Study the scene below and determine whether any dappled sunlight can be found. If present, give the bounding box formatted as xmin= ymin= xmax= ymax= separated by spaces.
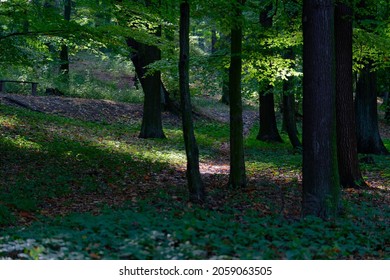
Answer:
xmin=1 ymin=134 xmax=43 ymax=151
xmin=199 ymin=163 xmax=229 ymax=175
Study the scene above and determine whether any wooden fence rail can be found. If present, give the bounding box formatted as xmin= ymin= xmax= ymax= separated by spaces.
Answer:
xmin=0 ymin=80 xmax=38 ymax=96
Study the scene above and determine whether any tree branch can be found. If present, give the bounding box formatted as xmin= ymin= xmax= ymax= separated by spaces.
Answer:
xmin=0 ymin=30 xmax=69 ymax=41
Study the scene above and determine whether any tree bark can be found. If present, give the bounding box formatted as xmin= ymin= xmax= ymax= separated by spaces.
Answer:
xmin=128 ymin=38 xmax=166 ymax=139
xmin=179 ymin=1 xmax=205 ymax=203
xmin=355 ymin=64 xmax=389 ymax=155
xmin=335 ymin=2 xmax=367 ymax=188
xmin=228 ymin=0 xmax=246 ymax=189
xmin=385 ymin=92 xmax=390 ymax=121
xmin=282 ymin=49 xmax=301 ymax=148
xmin=220 ymin=68 xmax=230 ymax=105
xmin=302 ymin=0 xmax=340 ymax=218
xmin=257 ymin=86 xmax=283 ymax=142
xmin=283 ymin=83 xmax=301 ymax=148
xmin=256 ymin=4 xmax=282 ymax=143
xmin=124 ymin=0 xmax=166 ymax=139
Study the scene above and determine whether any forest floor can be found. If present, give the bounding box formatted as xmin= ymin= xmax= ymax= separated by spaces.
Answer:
xmin=0 ymin=92 xmax=389 ymax=260
xmin=0 ymin=93 xmax=258 ymax=175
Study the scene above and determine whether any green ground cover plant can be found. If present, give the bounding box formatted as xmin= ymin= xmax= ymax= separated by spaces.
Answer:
xmin=0 ymin=100 xmax=389 ymax=260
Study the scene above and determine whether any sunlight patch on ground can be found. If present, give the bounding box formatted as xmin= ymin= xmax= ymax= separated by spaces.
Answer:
xmin=2 ymin=135 xmax=43 ymax=151
xmin=199 ymin=163 xmax=229 ymax=174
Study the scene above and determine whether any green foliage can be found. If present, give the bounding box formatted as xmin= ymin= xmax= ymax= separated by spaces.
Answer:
xmin=0 ymin=196 xmax=388 ymax=259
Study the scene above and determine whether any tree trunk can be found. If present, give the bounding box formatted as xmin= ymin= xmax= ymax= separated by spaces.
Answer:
xmin=257 ymin=86 xmax=283 ymax=142
xmin=228 ymin=0 xmax=246 ymax=189
xmin=335 ymin=2 xmax=367 ymax=188
xmin=282 ymin=85 xmax=301 ymax=148
xmin=179 ymin=1 xmax=205 ymax=203
xmin=385 ymin=92 xmax=390 ymax=121
xmin=211 ymin=28 xmax=217 ymax=54
xmin=216 ymin=33 xmax=230 ymax=105
xmin=282 ymin=49 xmax=301 ymax=148
xmin=220 ymin=68 xmax=230 ymax=105
xmin=59 ymin=0 xmax=71 ymax=92
xmin=256 ymin=3 xmax=282 ymax=143
xmin=302 ymin=0 xmax=340 ymax=218
xmin=355 ymin=64 xmax=389 ymax=155
xmin=128 ymin=38 xmax=166 ymax=139
xmin=125 ymin=0 xmax=166 ymax=139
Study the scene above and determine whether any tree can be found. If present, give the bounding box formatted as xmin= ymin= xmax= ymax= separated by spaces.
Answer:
xmin=282 ymin=72 xmax=301 ymax=149
xmin=352 ymin=0 xmax=389 ymax=155
xmin=219 ymin=34 xmax=230 ymax=106
xmin=125 ymin=0 xmax=166 ymax=139
xmin=127 ymin=37 xmax=166 ymax=139
xmin=228 ymin=0 xmax=246 ymax=189
xmin=302 ymin=0 xmax=340 ymax=218
xmin=355 ymin=63 xmax=389 ymax=155
xmin=179 ymin=0 xmax=205 ymax=203
xmin=334 ymin=1 xmax=367 ymax=188
xmin=257 ymin=84 xmax=283 ymax=142
xmin=256 ymin=3 xmax=283 ymax=143
xmin=59 ymin=0 xmax=71 ymax=92
xmin=386 ymin=94 xmax=390 ymax=121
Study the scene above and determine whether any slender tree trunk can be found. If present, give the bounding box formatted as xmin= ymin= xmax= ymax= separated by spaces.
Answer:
xmin=282 ymin=49 xmax=301 ymax=148
xmin=179 ymin=0 xmax=205 ymax=203
xmin=355 ymin=64 xmax=389 ymax=155
xmin=221 ymin=68 xmax=230 ymax=105
xmin=228 ymin=0 xmax=246 ymax=189
xmin=302 ymin=0 xmax=340 ymax=218
xmin=217 ymin=33 xmax=230 ymax=105
xmin=283 ymin=83 xmax=301 ymax=148
xmin=59 ymin=0 xmax=71 ymax=92
xmin=257 ymin=4 xmax=282 ymax=143
xmin=385 ymin=92 xmax=390 ymax=121
xmin=335 ymin=2 xmax=367 ymax=188
xmin=211 ymin=28 xmax=217 ymax=54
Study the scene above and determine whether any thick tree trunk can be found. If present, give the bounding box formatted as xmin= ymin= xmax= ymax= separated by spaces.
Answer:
xmin=257 ymin=86 xmax=283 ymax=142
xmin=302 ymin=0 xmax=340 ymax=218
xmin=335 ymin=2 xmax=367 ymax=188
xmin=179 ymin=1 xmax=205 ymax=203
xmin=228 ymin=0 xmax=246 ymax=189
xmin=127 ymin=38 xmax=166 ymax=139
xmin=355 ymin=64 xmax=389 ymax=155
xmin=125 ymin=0 xmax=166 ymax=139
xmin=256 ymin=3 xmax=282 ymax=143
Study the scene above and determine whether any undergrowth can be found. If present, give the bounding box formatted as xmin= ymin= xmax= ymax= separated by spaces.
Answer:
xmin=0 ymin=103 xmax=389 ymax=260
